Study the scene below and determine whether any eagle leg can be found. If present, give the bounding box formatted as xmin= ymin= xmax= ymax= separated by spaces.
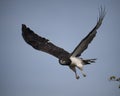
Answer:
xmin=79 ymin=68 xmax=86 ymax=77
xmin=69 ymin=66 xmax=80 ymax=79
xmin=75 ymin=64 xmax=86 ymax=77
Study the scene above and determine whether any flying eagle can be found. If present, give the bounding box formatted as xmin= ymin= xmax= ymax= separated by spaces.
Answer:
xmin=22 ymin=7 xmax=106 ymax=79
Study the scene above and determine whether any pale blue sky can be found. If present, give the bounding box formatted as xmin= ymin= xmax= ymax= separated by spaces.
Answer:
xmin=0 ymin=0 xmax=120 ymax=96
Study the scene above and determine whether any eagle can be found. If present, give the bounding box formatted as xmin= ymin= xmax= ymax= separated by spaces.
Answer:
xmin=22 ymin=7 xmax=106 ymax=79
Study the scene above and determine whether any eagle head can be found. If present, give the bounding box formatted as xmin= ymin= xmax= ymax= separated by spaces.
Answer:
xmin=59 ymin=58 xmax=71 ymax=66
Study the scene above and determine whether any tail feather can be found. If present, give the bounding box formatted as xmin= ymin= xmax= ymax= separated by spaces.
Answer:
xmin=83 ymin=58 xmax=97 ymax=65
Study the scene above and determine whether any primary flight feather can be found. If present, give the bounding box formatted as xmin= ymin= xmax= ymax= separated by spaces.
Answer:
xmin=22 ymin=7 xmax=106 ymax=79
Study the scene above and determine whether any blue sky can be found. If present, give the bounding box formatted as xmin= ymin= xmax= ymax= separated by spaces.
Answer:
xmin=0 ymin=0 xmax=120 ymax=96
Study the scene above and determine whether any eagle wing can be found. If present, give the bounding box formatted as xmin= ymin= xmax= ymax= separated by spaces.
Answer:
xmin=22 ymin=24 xmax=70 ymax=60
xmin=71 ymin=7 xmax=106 ymax=57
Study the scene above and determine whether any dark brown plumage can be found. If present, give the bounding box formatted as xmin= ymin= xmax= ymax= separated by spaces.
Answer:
xmin=22 ymin=24 xmax=70 ymax=62
xmin=22 ymin=7 xmax=106 ymax=79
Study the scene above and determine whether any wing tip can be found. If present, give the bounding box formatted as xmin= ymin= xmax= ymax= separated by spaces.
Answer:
xmin=22 ymin=24 xmax=26 ymax=28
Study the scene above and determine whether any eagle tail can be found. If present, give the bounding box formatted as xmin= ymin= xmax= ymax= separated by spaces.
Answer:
xmin=83 ymin=58 xmax=97 ymax=65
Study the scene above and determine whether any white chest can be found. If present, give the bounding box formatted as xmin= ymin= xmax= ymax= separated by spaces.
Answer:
xmin=70 ymin=56 xmax=84 ymax=69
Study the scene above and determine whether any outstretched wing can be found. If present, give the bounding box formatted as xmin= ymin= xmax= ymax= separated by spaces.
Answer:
xmin=22 ymin=24 xmax=70 ymax=60
xmin=71 ymin=7 xmax=106 ymax=57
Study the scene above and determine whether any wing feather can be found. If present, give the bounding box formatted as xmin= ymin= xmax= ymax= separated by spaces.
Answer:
xmin=22 ymin=24 xmax=70 ymax=59
xmin=71 ymin=7 xmax=106 ymax=57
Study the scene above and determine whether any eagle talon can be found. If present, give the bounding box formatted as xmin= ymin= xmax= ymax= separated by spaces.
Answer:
xmin=76 ymin=76 xmax=80 ymax=79
xmin=83 ymin=74 xmax=86 ymax=77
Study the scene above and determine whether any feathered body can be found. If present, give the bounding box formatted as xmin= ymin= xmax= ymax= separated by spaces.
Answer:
xmin=22 ymin=7 xmax=106 ymax=79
